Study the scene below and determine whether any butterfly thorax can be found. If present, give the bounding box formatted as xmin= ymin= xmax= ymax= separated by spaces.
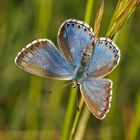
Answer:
xmin=74 ymin=44 xmax=94 ymax=83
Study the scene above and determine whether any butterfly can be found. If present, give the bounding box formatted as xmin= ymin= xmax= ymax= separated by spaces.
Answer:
xmin=15 ymin=19 xmax=120 ymax=119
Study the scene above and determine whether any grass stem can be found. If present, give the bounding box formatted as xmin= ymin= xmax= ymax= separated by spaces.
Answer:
xmin=68 ymin=0 xmax=94 ymax=139
xmin=69 ymin=97 xmax=84 ymax=140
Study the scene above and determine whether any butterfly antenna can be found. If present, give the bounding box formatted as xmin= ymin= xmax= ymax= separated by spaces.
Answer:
xmin=47 ymin=81 xmax=73 ymax=94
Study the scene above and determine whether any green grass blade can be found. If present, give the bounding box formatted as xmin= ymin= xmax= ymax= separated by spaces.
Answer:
xmin=61 ymin=88 xmax=77 ymax=140
xmin=24 ymin=0 xmax=53 ymax=139
xmin=72 ymin=1 xmax=104 ymax=139
xmin=100 ymin=16 xmax=133 ymax=140
xmin=25 ymin=76 xmax=43 ymax=129
xmin=74 ymin=106 xmax=90 ymax=140
xmin=84 ymin=0 xmax=94 ymax=24
xmin=69 ymin=98 xmax=84 ymax=140
xmin=127 ymin=90 xmax=140 ymax=140
xmin=67 ymin=1 xmax=94 ymax=140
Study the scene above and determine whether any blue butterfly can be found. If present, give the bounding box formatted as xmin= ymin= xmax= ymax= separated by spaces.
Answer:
xmin=15 ymin=19 xmax=120 ymax=119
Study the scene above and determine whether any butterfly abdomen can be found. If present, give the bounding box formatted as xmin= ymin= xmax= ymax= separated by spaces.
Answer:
xmin=81 ymin=44 xmax=94 ymax=66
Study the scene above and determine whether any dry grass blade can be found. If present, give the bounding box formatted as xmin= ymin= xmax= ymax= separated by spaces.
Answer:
xmin=107 ymin=0 xmax=140 ymax=39
xmin=94 ymin=0 xmax=104 ymax=38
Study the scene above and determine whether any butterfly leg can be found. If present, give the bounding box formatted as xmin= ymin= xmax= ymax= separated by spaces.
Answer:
xmin=72 ymin=81 xmax=81 ymax=111
xmin=76 ymin=91 xmax=81 ymax=111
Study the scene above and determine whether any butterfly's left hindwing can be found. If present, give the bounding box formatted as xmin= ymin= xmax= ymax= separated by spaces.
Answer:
xmin=15 ymin=39 xmax=73 ymax=80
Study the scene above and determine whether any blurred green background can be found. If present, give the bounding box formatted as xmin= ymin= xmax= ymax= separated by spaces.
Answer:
xmin=0 ymin=0 xmax=140 ymax=140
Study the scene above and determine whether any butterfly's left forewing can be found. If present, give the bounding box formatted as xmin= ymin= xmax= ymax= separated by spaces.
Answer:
xmin=80 ymin=38 xmax=120 ymax=119
xmin=15 ymin=39 xmax=73 ymax=80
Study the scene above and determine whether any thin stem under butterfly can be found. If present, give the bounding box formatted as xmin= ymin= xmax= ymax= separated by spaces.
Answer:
xmin=71 ymin=2 xmax=105 ymax=140
xmin=69 ymin=0 xmax=105 ymax=140
xmin=69 ymin=97 xmax=84 ymax=140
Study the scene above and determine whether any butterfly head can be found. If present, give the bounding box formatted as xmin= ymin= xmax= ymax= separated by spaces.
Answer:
xmin=73 ymin=81 xmax=79 ymax=88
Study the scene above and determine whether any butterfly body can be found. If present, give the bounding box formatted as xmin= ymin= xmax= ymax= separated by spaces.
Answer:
xmin=15 ymin=19 xmax=120 ymax=119
xmin=73 ymin=45 xmax=94 ymax=85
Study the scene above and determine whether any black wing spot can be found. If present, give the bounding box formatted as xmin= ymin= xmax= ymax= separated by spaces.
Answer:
xmin=72 ymin=23 xmax=75 ymax=27
xmin=78 ymin=25 xmax=81 ymax=29
xmin=66 ymin=23 xmax=70 ymax=27
xmin=84 ymin=28 xmax=87 ymax=32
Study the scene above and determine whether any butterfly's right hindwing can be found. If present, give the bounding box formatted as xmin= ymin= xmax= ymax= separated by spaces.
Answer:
xmin=80 ymin=78 xmax=112 ymax=119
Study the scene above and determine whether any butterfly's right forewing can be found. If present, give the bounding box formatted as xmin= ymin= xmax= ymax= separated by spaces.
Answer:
xmin=58 ymin=19 xmax=95 ymax=68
